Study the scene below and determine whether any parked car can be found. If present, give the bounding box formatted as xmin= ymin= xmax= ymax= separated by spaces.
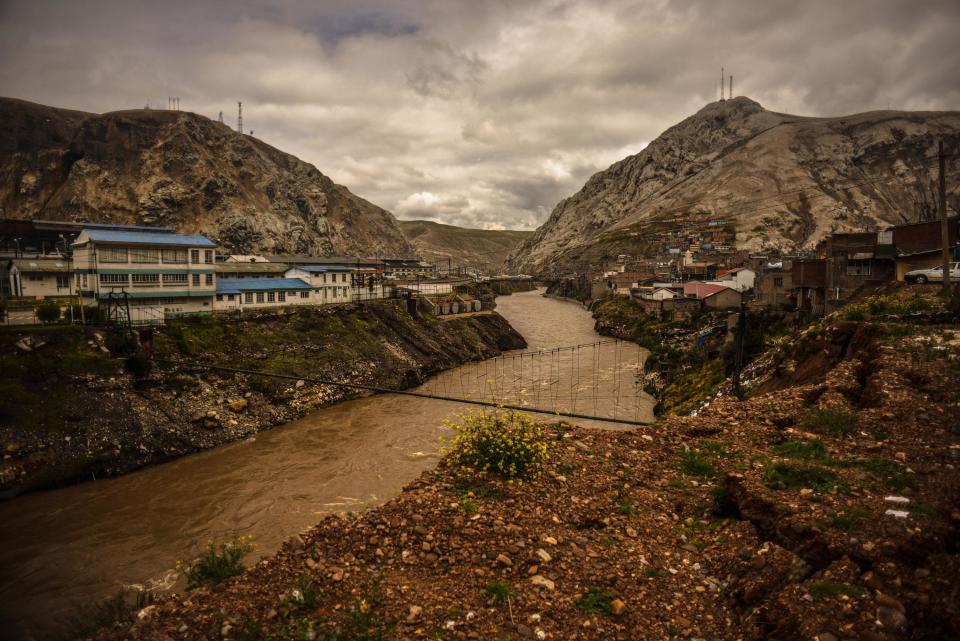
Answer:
xmin=904 ymin=262 xmax=960 ymax=283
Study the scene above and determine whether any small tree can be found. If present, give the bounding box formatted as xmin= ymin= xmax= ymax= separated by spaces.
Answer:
xmin=36 ymin=301 xmax=62 ymax=324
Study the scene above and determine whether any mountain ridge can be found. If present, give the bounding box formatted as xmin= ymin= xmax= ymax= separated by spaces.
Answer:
xmin=398 ymin=219 xmax=531 ymax=273
xmin=507 ymin=97 xmax=960 ymax=274
xmin=0 ymin=97 xmax=413 ymax=257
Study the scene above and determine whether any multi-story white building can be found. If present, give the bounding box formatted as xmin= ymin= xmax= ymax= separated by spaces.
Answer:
xmin=72 ymin=229 xmax=217 ymax=319
xmin=285 ymin=265 xmax=355 ymax=304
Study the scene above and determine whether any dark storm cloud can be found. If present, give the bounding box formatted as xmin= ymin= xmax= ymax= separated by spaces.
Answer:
xmin=1 ymin=0 xmax=958 ymax=230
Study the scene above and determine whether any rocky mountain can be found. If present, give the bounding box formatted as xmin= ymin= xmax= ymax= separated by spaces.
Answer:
xmin=508 ymin=97 xmax=960 ymax=275
xmin=398 ymin=219 xmax=531 ymax=273
xmin=0 ymin=97 xmax=413 ymax=257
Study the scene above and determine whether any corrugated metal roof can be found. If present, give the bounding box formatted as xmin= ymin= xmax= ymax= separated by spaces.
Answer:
xmin=11 ymin=258 xmax=71 ymax=272
xmin=77 ymin=229 xmax=216 ymax=247
xmin=216 ymin=277 xmax=311 ymax=294
xmin=293 ymin=265 xmax=354 ymax=273
xmin=215 ymin=262 xmax=288 ymax=273
xmin=683 ymin=282 xmax=731 ymax=298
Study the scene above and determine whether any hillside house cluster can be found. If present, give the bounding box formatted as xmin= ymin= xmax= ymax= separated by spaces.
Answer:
xmin=587 ymin=215 xmax=959 ymax=320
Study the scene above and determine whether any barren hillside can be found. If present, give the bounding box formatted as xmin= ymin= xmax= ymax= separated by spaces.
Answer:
xmin=399 ymin=219 xmax=531 ymax=273
xmin=0 ymin=97 xmax=413 ymax=257
xmin=507 ymin=97 xmax=960 ymax=275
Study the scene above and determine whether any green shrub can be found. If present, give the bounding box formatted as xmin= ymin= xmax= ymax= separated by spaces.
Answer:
xmin=459 ymin=497 xmax=478 ymax=515
xmin=36 ymin=301 xmax=62 ymax=324
xmin=617 ymin=498 xmax=639 ymax=515
xmin=803 ymin=406 xmax=857 ymax=436
xmin=483 ymin=581 xmax=514 ymax=605
xmin=576 ymin=587 xmax=614 ymax=614
xmin=179 ymin=536 xmax=254 ymax=589
xmin=444 ymin=409 xmax=550 ymax=479
xmin=764 ymin=463 xmax=837 ymax=491
xmin=830 ymin=508 xmax=868 ymax=530
xmin=843 ymin=304 xmax=867 ymax=321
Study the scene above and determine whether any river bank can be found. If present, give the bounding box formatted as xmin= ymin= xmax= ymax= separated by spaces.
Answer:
xmin=0 ymin=302 xmax=525 ymax=497
xmin=92 ymin=288 xmax=960 ymax=641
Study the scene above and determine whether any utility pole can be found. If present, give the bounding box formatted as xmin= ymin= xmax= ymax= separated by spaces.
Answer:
xmin=939 ymin=140 xmax=951 ymax=292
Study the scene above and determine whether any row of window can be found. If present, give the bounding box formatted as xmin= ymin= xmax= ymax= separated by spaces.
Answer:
xmin=99 ymin=248 xmax=214 ymax=265
xmin=97 ymin=273 xmax=214 ymax=287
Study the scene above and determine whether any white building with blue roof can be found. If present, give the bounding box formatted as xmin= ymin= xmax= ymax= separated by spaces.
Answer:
xmin=214 ymin=277 xmax=314 ymax=311
xmin=72 ymin=228 xmax=218 ymax=318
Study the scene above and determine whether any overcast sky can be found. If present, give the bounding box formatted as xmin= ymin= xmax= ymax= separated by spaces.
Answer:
xmin=1 ymin=0 xmax=958 ymax=230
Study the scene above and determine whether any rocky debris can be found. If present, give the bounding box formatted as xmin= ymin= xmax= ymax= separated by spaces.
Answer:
xmin=91 ymin=292 xmax=959 ymax=641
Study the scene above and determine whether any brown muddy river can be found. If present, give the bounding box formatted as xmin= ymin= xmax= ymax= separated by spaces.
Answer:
xmin=0 ymin=290 xmax=652 ymax=640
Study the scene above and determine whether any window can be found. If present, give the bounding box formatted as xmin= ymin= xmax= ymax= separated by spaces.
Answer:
xmin=277 ymin=292 xmax=286 ymax=303
xmin=56 ymin=275 xmax=69 ymax=289
xmin=131 ymin=248 xmax=160 ymax=263
xmin=245 ymin=292 xmax=253 ymax=304
xmin=131 ymin=273 xmax=160 ymax=287
xmin=846 ymin=260 xmax=872 ymax=276
xmin=27 ymin=274 xmax=43 ymax=281
xmin=267 ymin=292 xmax=275 ymax=302
xmin=192 ymin=274 xmax=201 ymax=286
xmin=228 ymin=294 xmax=235 ymax=301
xmin=99 ymin=273 xmax=128 ymax=286
xmin=204 ymin=250 xmax=214 ymax=264
xmin=190 ymin=249 xmax=200 ymax=263
xmin=300 ymin=291 xmax=309 ymax=299
xmin=773 ymin=277 xmax=783 ymax=287
xmin=205 ymin=274 xmax=213 ymax=286
xmin=216 ymin=294 xmax=223 ymax=301
xmin=256 ymin=292 xmax=264 ymax=303
xmin=99 ymin=247 xmax=128 ymax=263
xmin=161 ymin=249 xmax=187 ymax=263
xmin=163 ymin=273 xmax=188 ymax=285
xmin=81 ymin=274 xmax=88 ymax=288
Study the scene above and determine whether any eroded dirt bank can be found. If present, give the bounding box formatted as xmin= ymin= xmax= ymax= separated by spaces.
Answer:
xmin=102 ymin=289 xmax=960 ymax=641
xmin=0 ymin=303 xmax=525 ymax=496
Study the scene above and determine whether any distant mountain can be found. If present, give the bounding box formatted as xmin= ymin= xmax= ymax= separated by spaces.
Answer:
xmin=507 ymin=97 xmax=960 ymax=275
xmin=0 ymin=97 xmax=413 ymax=257
xmin=399 ymin=219 xmax=532 ymax=273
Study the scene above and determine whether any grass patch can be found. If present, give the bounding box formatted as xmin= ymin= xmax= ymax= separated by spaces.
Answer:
xmin=830 ymin=508 xmax=869 ymax=530
xmin=675 ymin=449 xmax=719 ymax=479
xmin=773 ymin=439 xmax=829 ymax=461
xmin=844 ymin=458 xmax=914 ymax=491
xmin=617 ymin=498 xmax=639 ymax=515
xmin=179 ymin=536 xmax=254 ymax=590
xmin=459 ymin=497 xmax=478 ymax=515
xmin=576 ymin=587 xmax=614 ymax=614
xmin=482 ymin=581 xmax=514 ymax=606
xmin=808 ymin=580 xmax=865 ymax=600
xmin=763 ymin=463 xmax=837 ymax=491
xmin=802 ymin=407 xmax=858 ymax=436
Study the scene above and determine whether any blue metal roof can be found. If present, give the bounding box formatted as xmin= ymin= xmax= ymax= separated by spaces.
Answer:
xmin=216 ymin=277 xmax=311 ymax=294
xmin=294 ymin=265 xmax=354 ymax=273
xmin=78 ymin=229 xmax=216 ymax=247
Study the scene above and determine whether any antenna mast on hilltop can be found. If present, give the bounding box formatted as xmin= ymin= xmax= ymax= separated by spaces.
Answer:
xmin=237 ymin=102 xmax=243 ymax=134
xmin=729 ymin=75 xmax=733 ymax=99
xmin=218 ymin=111 xmax=224 ymax=124
xmin=720 ymin=67 xmax=725 ymax=100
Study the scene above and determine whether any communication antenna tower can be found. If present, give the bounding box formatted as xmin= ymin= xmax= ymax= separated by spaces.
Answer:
xmin=237 ymin=101 xmax=243 ymax=134
xmin=218 ymin=111 xmax=224 ymax=124
xmin=729 ymin=75 xmax=733 ymax=99
xmin=720 ymin=67 xmax=725 ymax=100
